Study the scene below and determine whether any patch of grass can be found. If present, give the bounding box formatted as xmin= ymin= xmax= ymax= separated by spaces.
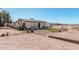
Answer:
xmin=44 ymin=27 xmax=68 ymax=32
xmin=72 ymin=27 xmax=79 ymax=31
xmin=45 ymin=28 xmax=61 ymax=32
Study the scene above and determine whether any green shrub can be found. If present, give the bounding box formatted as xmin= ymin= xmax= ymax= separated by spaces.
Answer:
xmin=45 ymin=27 xmax=68 ymax=32
xmin=16 ymin=27 xmax=24 ymax=30
xmin=46 ymin=28 xmax=60 ymax=32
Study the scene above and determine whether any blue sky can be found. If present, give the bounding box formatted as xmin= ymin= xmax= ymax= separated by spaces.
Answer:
xmin=1 ymin=8 xmax=79 ymax=24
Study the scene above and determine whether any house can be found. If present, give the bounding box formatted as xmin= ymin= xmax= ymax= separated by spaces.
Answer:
xmin=13 ymin=18 xmax=48 ymax=30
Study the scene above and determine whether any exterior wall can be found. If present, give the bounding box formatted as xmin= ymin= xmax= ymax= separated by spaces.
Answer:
xmin=40 ymin=22 xmax=46 ymax=28
xmin=34 ymin=22 xmax=39 ymax=29
xmin=14 ymin=19 xmax=47 ymax=29
xmin=25 ymin=22 xmax=47 ymax=29
xmin=40 ymin=23 xmax=44 ymax=28
xmin=25 ymin=22 xmax=35 ymax=28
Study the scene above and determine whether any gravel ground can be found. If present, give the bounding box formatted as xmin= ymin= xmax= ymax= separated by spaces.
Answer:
xmin=48 ymin=30 xmax=79 ymax=41
xmin=0 ymin=29 xmax=79 ymax=50
xmin=0 ymin=33 xmax=79 ymax=50
xmin=35 ymin=30 xmax=79 ymax=41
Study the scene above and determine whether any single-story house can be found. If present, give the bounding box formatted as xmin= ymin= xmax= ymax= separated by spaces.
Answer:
xmin=13 ymin=18 xmax=48 ymax=30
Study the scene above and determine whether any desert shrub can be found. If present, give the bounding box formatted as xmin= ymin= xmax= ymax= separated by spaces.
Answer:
xmin=45 ymin=27 xmax=68 ymax=32
xmin=16 ymin=26 xmax=27 ymax=31
xmin=16 ymin=23 xmax=27 ymax=30
xmin=72 ymin=27 xmax=79 ymax=30
xmin=16 ymin=26 xmax=24 ymax=30
xmin=60 ymin=28 xmax=68 ymax=31
xmin=63 ymin=28 xmax=68 ymax=31
xmin=46 ymin=28 xmax=60 ymax=32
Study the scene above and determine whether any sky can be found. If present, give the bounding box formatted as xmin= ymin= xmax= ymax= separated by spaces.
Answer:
xmin=1 ymin=8 xmax=79 ymax=24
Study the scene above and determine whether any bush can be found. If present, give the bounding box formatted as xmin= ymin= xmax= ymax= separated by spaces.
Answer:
xmin=72 ymin=27 xmax=79 ymax=31
xmin=16 ymin=27 xmax=24 ymax=30
xmin=46 ymin=27 xmax=68 ymax=32
xmin=46 ymin=28 xmax=60 ymax=32
xmin=16 ymin=23 xmax=27 ymax=30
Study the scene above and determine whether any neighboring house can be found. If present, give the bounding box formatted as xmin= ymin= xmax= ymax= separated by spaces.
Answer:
xmin=13 ymin=18 xmax=47 ymax=30
xmin=48 ymin=23 xmax=79 ymax=30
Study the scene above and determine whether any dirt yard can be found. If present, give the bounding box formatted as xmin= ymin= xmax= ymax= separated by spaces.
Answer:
xmin=0 ymin=28 xmax=79 ymax=50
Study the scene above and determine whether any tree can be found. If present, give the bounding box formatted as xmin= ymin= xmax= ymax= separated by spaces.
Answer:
xmin=0 ymin=10 xmax=12 ymax=27
xmin=2 ymin=10 xmax=11 ymax=23
xmin=0 ymin=12 xmax=4 ymax=26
